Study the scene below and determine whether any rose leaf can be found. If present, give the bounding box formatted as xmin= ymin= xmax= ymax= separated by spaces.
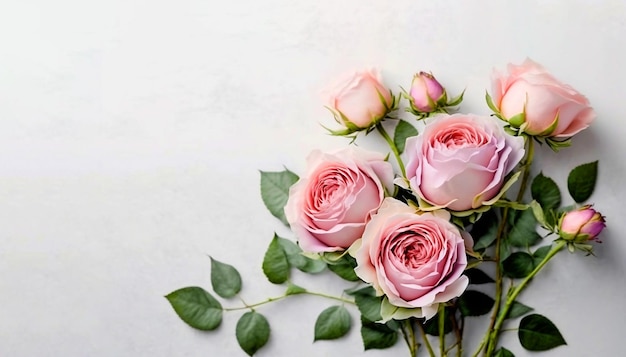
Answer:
xmin=393 ymin=120 xmax=418 ymax=154
xmin=262 ymin=234 xmax=290 ymax=284
xmin=518 ymin=314 xmax=566 ymax=351
xmin=567 ymin=161 xmax=598 ymax=203
xmin=314 ymin=305 xmax=352 ymax=341
xmin=236 ymin=311 xmax=271 ymax=356
xmin=260 ymin=169 xmax=299 ymax=226
xmin=165 ymin=286 xmax=222 ymax=330
xmin=361 ymin=318 xmax=398 ymax=350
xmin=506 ymin=300 xmax=534 ymax=320
xmin=210 ymin=257 xmax=242 ymax=298
xmin=502 ymin=252 xmax=534 ymax=279
xmin=531 ymin=172 xmax=561 ymax=210
xmin=494 ymin=347 xmax=515 ymax=357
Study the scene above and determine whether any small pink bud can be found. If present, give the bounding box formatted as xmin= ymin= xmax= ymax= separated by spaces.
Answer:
xmin=409 ymin=72 xmax=445 ymax=113
xmin=559 ymin=205 xmax=606 ymax=243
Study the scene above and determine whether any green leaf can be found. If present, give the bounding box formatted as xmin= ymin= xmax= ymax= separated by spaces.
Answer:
xmin=533 ymin=245 xmax=552 ymax=267
xmin=531 ymin=173 xmax=561 ymax=210
xmin=314 ymin=305 xmax=352 ymax=341
xmin=277 ymin=237 xmax=326 ymax=274
xmin=260 ymin=169 xmax=299 ymax=225
xmin=472 ymin=210 xmax=499 ymax=251
xmin=518 ymin=314 xmax=567 ymax=351
xmin=393 ymin=120 xmax=418 ymax=154
xmin=327 ymin=254 xmax=359 ymax=282
xmin=210 ymin=257 xmax=242 ymax=298
xmin=506 ymin=301 xmax=533 ymax=319
xmin=165 ymin=287 xmax=223 ymax=330
xmin=502 ymin=252 xmax=534 ymax=279
xmin=361 ymin=319 xmax=398 ymax=350
xmin=465 ymin=268 xmax=495 ymax=284
xmin=262 ymin=234 xmax=290 ymax=284
xmin=494 ymin=347 xmax=515 ymax=357
xmin=285 ymin=283 xmax=307 ymax=296
xmin=236 ymin=311 xmax=271 ymax=356
xmin=508 ymin=209 xmax=541 ymax=248
xmin=354 ymin=293 xmax=383 ymax=322
xmin=458 ymin=290 xmax=495 ymax=317
xmin=567 ymin=161 xmax=598 ymax=203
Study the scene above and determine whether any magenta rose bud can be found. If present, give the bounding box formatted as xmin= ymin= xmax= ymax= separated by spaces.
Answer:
xmin=284 ymin=147 xmax=394 ymax=253
xmin=491 ymin=58 xmax=595 ymax=138
xmin=559 ymin=205 xmax=606 ymax=243
xmin=327 ymin=69 xmax=394 ymax=130
xmin=405 ymin=114 xmax=525 ymax=212
xmin=409 ymin=72 xmax=445 ymax=113
xmin=354 ymin=198 xmax=469 ymax=320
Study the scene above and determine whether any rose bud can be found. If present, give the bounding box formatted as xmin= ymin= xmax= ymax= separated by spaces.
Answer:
xmin=408 ymin=72 xmax=445 ymax=113
xmin=326 ymin=69 xmax=395 ymax=135
xmin=490 ymin=59 xmax=595 ymax=139
xmin=558 ymin=205 xmax=606 ymax=243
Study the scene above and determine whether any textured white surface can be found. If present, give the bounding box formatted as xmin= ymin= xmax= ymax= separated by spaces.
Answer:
xmin=0 ymin=0 xmax=624 ymax=356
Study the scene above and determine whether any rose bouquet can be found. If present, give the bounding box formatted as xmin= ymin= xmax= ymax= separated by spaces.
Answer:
xmin=166 ymin=59 xmax=605 ymax=357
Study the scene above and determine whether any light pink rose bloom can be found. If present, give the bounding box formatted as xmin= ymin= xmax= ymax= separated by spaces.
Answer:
xmin=284 ymin=147 xmax=394 ymax=253
xmin=354 ymin=198 xmax=469 ymax=320
xmin=492 ymin=59 xmax=595 ymax=138
xmin=409 ymin=72 xmax=445 ymax=113
xmin=327 ymin=69 xmax=393 ymax=129
xmin=405 ymin=114 xmax=525 ymax=212
xmin=559 ymin=205 xmax=606 ymax=243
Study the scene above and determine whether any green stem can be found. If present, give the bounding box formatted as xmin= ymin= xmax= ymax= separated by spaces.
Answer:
xmin=439 ymin=304 xmax=447 ymax=357
xmin=474 ymin=136 xmax=535 ymax=357
xmin=400 ymin=319 xmax=418 ymax=357
xmin=224 ymin=290 xmax=354 ymax=312
xmin=417 ymin=322 xmax=436 ymax=357
xmin=376 ymin=123 xmax=407 ymax=178
xmin=484 ymin=240 xmax=565 ymax=356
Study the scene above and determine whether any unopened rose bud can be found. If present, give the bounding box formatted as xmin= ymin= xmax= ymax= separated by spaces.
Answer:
xmin=327 ymin=69 xmax=394 ymax=134
xmin=409 ymin=72 xmax=445 ymax=113
xmin=558 ymin=205 xmax=606 ymax=243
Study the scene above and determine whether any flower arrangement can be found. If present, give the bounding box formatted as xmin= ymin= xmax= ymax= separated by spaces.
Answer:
xmin=166 ymin=59 xmax=605 ymax=357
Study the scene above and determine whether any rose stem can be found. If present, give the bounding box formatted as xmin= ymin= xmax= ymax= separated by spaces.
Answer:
xmin=476 ymin=136 xmax=535 ymax=357
xmin=223 ymin=290 xmax=354 ymax=312
xmin=484 ymin=240 xmax=565 ymax=356
xmin=400 ymin=319 xmax=418 ymax=357
xmin=417 ymin=321 xmax=436 ymax=357
xmin=439 ymin=304 xmax=447 ymax=356
xmin=375 ymin=123 xmax=407 ymax=179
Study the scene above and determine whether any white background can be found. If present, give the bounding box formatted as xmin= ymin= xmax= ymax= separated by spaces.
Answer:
xmin=1 ymin=1 xmax=624 ymax=356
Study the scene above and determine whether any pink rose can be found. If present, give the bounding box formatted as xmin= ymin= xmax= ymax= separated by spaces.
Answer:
xmin=559 ymin=205 xmax=606 ymax=243
xmin=327 ymin=69 xmax=394 ymax=129
xmin=409 ymin=72 xmax=445 ymax=113
xmin=284 ymin=147 xmax=394 ymax=253
xmin=405 ymin=114 xmax=525 ymax=212
xmin=354 ymin=198 xmax=469 ymax=320
xmin=491 ymin=59 xmax=595 ymax=138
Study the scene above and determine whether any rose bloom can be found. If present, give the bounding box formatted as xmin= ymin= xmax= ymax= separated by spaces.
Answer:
xmin=284 ymin=147 xmax=394 ymax=253
xmin=491 ymin=59 xmax=595 ymax=138
xmin=405 ymin=114 xmax=525 ymax=212
xmin=354 ymin=198 xmax=469 ymax=320
xmin=409 ymin=71 xmax=445 ymax=113
xmin=327 ymin=69 xmax=393 ymax=129
xmin=559 ymin=205 xmax=606 ymax=243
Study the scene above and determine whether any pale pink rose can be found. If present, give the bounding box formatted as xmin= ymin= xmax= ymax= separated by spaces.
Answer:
xmin=354 ymin=198 xmax=469 ymax=319
xmin=327 ymin=69 xmax=393 ymax=129
xmin=405 ymin=114 xmax=525 ymax=212
xmin=559 ymin=205 xmax=606 ymax=243
xmin=409 ymin=72 xmax=445 ymax=113
xmin=284 ymin=147 xmax=394 ymax=253
xmin=492 ymin=59 xmax=595 ymax=138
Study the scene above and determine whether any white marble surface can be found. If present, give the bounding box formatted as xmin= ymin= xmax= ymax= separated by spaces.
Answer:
xmin=1 ymin=0 xmax=624 ymax=356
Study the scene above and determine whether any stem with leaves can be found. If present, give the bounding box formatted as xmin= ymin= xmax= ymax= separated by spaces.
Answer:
xmin=224 ymin=290 xmax=355 ymax=312
xmin=476 ymin=136 xmax=535 ymax=357
xmin=484 ymin=240 xmax=566 ymax=356
xmin=400 ymin=319 xmax=418 ymax=357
